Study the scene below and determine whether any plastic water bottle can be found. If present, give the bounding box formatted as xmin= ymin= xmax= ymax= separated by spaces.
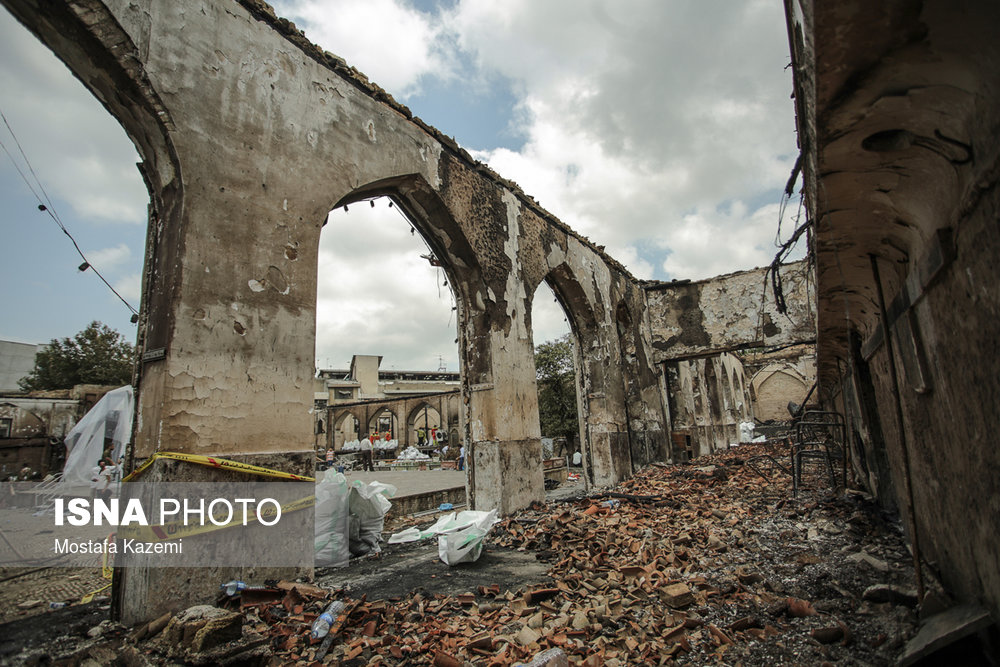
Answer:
xmin=220 ymin=580 xmax=247 ymax=596
xmin=310 ymin=600 xmax=346 ymax=639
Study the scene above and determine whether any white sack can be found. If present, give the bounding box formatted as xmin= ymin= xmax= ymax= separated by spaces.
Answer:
xmin=314 ymin=472 xmax=350 ymax=568
xmin=438 ymin=509 xmax=498 ymax=566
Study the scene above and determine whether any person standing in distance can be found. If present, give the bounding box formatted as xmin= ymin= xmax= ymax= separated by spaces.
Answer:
xmin=360 ymin=434 xmax=374 ymax=471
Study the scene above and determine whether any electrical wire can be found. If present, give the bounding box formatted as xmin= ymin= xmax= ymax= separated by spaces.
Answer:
xmin=0 ymin=108 xmax=139 ymax=317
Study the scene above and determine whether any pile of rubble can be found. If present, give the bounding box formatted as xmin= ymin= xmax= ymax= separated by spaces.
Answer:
xmin=5 ymin=442 xmax=940 ymax=666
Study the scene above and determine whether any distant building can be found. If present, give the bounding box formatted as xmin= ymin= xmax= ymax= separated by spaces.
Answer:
xmin=2 ymin=336 xmax=126 ymax=477
xmin=0 ymin=384 xmax=121 ymax=478
xmin=0 ymin=340 xmax=47 ymax=392
xmin=315 ymin=355 xmax=460 ymax=450
xmin=316 ymin=354 xmax=459 ymax=404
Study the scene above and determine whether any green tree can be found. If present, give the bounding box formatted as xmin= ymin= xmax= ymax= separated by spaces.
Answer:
xmin=19 ymin=321 xmax=135 ymax=391
xmin=535 ymin=334 xmax=579 ymax=443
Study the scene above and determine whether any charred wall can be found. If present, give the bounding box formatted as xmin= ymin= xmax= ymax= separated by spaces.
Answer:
xmin=645 ymin=261 xmax=817 ymax=458
xmin=789 ymin=0 xmax=1000 ymax=619
xmin=645 ymin=261 xmax=816 ymax=362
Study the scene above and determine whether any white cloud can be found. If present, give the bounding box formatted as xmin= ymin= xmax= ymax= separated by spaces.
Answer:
xmin=0 ymin=9 xmax=147 ymax=225
xmin=113 ymin=272 xmax=143 ymax=303
xmin=272 ymin=0 xmax=452 ymax=98
xmin=314 ymin=202 xmax=459 ymax=371
xmin=659 ymin=201 xmax=790 ymax=281
xmin=85 ymin=243 xmax=131 ymax=271
xmin=449 ymin=0 xmax=798 ymax=279
xmin=530 ymin=282 xmax=571 ymax=346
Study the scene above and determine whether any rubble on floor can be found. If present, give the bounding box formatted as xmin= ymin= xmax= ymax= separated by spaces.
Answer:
xmin=2 ymin=443 xmax=978 ymax=665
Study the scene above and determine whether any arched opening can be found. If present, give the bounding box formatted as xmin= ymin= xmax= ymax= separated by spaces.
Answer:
xmin=315 ymin=195 xmax=458 ymax=375
xmin=406 ymin=402 xmax=443 ymax=450
xmin=0 ymin=16 xmax=149 ymax=342
xmin=752 ymin=366 xmax=809 ymax=422
xmin=704 ymin=360 xmax=724 ymax=452
xmin=722 ymin=366 xmax=734 ymax=415
xmin=315 ymin=183 xmax=469 ymax=474
xmin=722 ymin=364 xmax=739 ymax=444
xmin=691 ymin=362 xmax=706 ymax=429
xmin=367 ymin=408 xmax=398 ymax=441
xmin=531 ymin=262 xmax=608 ymax=488
xmin=0 ymin=5 xmax=179 ymax=469
xmin=332 ymin=411 xmax=360 ymax=450
xmin=529 ymin=279 xmax=575 ymax=480
xmin=736 ymin=373 xmax=748 ymax=414
xmin=615 ymin=302 xmax=648 ymax=471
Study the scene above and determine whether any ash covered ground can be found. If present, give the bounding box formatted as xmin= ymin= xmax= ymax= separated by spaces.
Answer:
xmin=0 ymin=443 xmax=952 ymax=666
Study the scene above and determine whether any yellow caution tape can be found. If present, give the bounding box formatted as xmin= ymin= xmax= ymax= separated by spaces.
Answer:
xmin=123 ymin=451 xmax=316 ymax=483
xmin=80 ymin=534 xmax=115 ymax=603
xmin=80 ymin=582 xmax=111 ymax=604
xmin=101 ymin=533 xmax=114 ymax=579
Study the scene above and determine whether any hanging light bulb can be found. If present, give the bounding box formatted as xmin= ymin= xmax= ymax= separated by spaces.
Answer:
xmin=78 ymin=262 xmax=90 ymax=272
xmin=370 ymin=200 xmax=375 ymax=208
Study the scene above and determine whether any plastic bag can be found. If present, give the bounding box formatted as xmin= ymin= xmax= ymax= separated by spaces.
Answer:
xmin=314 ymin=472 xmax=350 ymax=568
xmin=438 ymin=509 xmax=498 ymax=566
xmin=386 ymin=526 xmax=421 ymax=544
xmin=348 ymin=480 xmax=396 ymax=557
xmin=386 ymin=509 xmax=498 ymax=545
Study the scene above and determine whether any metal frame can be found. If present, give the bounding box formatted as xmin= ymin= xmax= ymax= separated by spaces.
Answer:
xmin=792 ymin=410 xmax=846 ymax=496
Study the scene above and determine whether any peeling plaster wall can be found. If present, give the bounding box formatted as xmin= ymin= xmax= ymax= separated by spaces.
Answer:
xmin=645 ymin=262 xmax=816 ymax=459
xmin=0 ymin=403 xmax=46 ymax=439
xmin=790 ymin=0 xmax=1000 ymax=619
xmin=3 ymin=0 xmax=670 ymax=622
xmin=0 ymin=397 xmax=81 ymax=440
xmin=645 ymin=261 xmax=816 ymax=363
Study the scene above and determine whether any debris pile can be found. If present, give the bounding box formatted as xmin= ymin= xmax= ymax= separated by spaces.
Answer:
xmin=479 ymin=444 xmax=923 ymax=665
xmin=3 ymin=443 xmax=935 ymax=665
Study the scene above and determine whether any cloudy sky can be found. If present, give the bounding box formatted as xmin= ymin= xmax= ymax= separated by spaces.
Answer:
xmin=0 ymin=0 xmax=801 ymax=372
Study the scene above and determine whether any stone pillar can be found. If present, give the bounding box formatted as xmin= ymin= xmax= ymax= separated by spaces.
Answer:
xmin=462 ymin=191 xmax=545 ymax=514
xmin=118 ymin=166 xmax=326 ymax=623
xmin=466 ymin=326 xmax=545 ymax=515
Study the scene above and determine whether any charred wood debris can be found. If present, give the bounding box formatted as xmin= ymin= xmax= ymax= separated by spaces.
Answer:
xmin=7 ymin=442 xmax=935 ymax=666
